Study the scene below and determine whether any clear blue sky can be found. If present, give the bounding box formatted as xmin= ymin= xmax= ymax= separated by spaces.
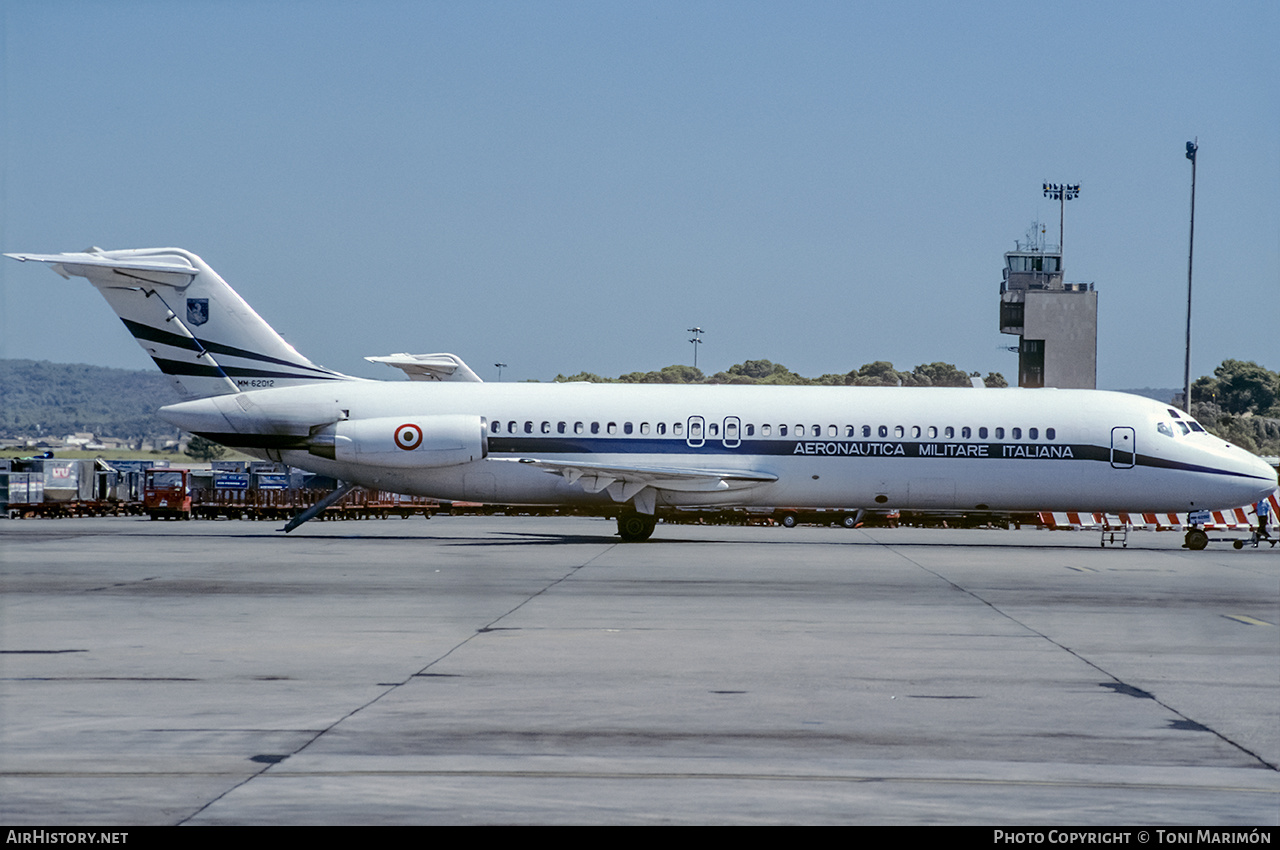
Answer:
xmin=3 ymin=1 xmax=1276 ymax=388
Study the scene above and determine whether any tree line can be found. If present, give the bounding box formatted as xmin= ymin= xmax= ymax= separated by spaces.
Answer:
xmin=556 ymin=359 xmax=1009 ymax=388
xmin=1189 ymin=359 xmax=1280 ymax=455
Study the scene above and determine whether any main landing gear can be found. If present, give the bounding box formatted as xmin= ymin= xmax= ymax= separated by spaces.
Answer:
xmin=617 ymin=512 xmax=657 ymax=542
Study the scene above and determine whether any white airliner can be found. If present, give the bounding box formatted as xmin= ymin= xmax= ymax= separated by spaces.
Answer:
xmin=7 ymin=247 xmax=1275 ymax=544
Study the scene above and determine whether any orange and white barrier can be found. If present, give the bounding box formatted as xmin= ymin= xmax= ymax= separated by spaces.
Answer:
xmin=1039 ymin=489 xmax=1278 ymax=531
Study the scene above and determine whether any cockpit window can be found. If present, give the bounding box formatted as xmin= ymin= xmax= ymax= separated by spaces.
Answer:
xmin=1157 ymin=422 xmax=1174 ymax=438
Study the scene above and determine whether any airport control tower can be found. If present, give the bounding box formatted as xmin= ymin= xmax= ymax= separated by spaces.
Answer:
xmin=999 ymin=222 xmax=1097 ymax=388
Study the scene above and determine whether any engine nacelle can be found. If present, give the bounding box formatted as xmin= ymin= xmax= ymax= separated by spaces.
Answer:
xmin=308 ymin=414 xmax=487 ymax=468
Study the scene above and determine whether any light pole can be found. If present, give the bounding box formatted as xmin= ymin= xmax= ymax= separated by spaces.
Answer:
xmin=686 ymin=327 xmax=703 ymax=370
xmin=494 ymin=362 xmax=507 ymax=382
xmin=1042 ymin=182 xmax=1080 ymax=255
xmin=1183 ymin=139 xmax=1198 ymax=414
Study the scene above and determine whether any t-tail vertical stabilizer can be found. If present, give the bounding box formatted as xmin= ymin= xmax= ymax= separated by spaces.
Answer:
xmin=5 ymin=248 xmax=353 ymax=399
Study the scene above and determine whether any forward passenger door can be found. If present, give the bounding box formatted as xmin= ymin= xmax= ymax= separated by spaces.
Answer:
xmin=1110 ymin=427 xmax=1135 ymax=469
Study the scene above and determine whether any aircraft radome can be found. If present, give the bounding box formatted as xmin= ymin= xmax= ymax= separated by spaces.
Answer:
xmin=7 ymin=248 xmax=1276 ymax=545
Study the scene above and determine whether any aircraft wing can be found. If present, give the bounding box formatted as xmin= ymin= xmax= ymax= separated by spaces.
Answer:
xmin=510 ymin=457 xmax=777 ymax=514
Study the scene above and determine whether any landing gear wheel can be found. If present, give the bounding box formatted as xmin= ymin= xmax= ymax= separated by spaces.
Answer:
xmin=842 ymin=514 xmax=858 ymax=529
xmin=781 ymin=513 xmax=797 ymax=528
xmin=617 ymin=512 xmax=657 ymax=542
xmin=1184 ymin=529 xmax=1209 ymax=551
xmin=1232 ymin=539 xmax=1244 ymax=550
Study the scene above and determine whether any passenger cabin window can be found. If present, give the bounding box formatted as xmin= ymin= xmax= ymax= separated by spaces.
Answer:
xmin=1028 ymin=427 xmax=1038 ymax=440
xmin=979 ymin=427 xmax=989 ymax=439
xmin=894 ymin=425 xmax=904 ymax=438
xmin=674 ymin=422 xmax=684 ymax=437
xmin=995 ymin=427 xmax=1005 ymax=439
xmin=862 ymin=426 xmax=872 ymax=438
xmin=944 ymin=427 xmax=954 ymax=439
xmin=640 ymin=422 xmax=649 ymax=435
xmin=508 ymin=421 xmax=517 ymax=434
xmin=1046 ymin=428 xmax=1055 ymax=440
xmin=541 ymin=421 xmax=551 ymax=434
xmin=574 ymin=422 xmax=584 ymax=434
xmin=656 ymin=422 xmax=666 ymax=435
xmin=524 ymin=421 xmax=534 ymax=434
xmin=557 ymin=422 xmax=567 ymax=434
xmin=1011 ymin=427 xmax=1021 ymax=439
xmin=762 ymin=424 xmax=772 ymax=436
xmin=491 ymin=420 xmax=500 ymax=434
xmin=779 ymin=425 xmax=788 ymax=436
xmin=961 ymin=427 xmax=971 ymax=439
xmin=607 ymin=422 xmax=617 ymax=435
xmin=591 ymin=422 xmax=600 ymax=434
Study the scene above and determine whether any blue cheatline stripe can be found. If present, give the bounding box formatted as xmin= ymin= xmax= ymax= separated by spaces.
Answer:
xmin=489 ymin=436 xmax=1107 ymax=460
xmin=201 ymin=429 xmax=1272 ymax=482
xmin=1133 ymin=453 xmax=1274 ymax=480
xmin=481 ymin=437 xmax=1270 ymax=481
xmin=121 ymin=318 xmax=342 ymax=376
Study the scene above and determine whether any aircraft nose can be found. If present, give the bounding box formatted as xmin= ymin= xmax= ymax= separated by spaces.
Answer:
xmin=1245 ymin=452 xmax=1278 ymax=496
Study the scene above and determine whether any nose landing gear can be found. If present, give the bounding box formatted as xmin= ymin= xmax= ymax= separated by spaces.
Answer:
xmin=1183 ymin=528 xmax=1209 ymax=550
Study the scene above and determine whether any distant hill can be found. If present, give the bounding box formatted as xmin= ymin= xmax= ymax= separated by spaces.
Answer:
xmin=0 ymin=359 xmax=178 ymax=439
xmin=1114 ymin=388 xmax=1179 ymax=404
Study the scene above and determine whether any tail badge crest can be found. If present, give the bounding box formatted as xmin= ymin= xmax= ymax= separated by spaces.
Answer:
xmin=186 ymin=298 xmax=209 ymax=326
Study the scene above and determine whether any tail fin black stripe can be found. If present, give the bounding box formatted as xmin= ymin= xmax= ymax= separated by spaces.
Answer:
xmin=121 ymin=317 xmax=202 ymax=352
xmin=122 ymin=318 xmax=340 ymax=376
xmin=195 ymin=338 xmax=343 ymax=376
xmin=152 ymin=357 xmax=340 ymax=381
xmin=151 ymin=358 xmax=226 ymax=378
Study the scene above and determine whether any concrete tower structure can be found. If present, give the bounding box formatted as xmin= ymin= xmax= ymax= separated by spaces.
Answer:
xmin=998 ymin=224 xmax=1097 ymax=389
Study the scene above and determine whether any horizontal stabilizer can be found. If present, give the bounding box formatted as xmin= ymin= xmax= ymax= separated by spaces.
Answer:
xmin=365 ymin=353 xmax=483 ymax=382
xmin=6 ymin=249 xmax=199 ymax=287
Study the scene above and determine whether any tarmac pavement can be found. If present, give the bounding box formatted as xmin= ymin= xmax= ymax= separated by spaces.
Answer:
xmin=1 ymin=515 xmax=1276 ymax=824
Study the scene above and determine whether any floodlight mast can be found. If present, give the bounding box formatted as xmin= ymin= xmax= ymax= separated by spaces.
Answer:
xmin=1042 ymin=182 xmax=1080 ymax=255
xmin=1183 ymin=139 xmax=1198 ymax=414
xmin=687 ymin=327 xmax=703 ymax=370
